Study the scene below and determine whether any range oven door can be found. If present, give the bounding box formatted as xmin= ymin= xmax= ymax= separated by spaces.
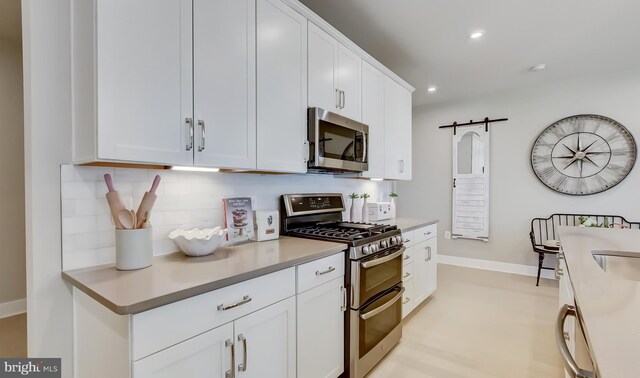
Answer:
xmin=351 ymin=246 xmax=405 ymax=308
xmin=308 ymin=107 xmax=369 ymax=172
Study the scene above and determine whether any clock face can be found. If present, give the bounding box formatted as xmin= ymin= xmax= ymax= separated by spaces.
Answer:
xmin=531 ymin=114 xmax=637 ymax=195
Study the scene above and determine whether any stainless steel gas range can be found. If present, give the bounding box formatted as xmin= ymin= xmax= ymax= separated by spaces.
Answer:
xmin=281 ymin=193 xmax=405 ymax=378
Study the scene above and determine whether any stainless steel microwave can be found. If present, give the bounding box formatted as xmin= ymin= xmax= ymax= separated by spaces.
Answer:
xmin=307 ymin=107 xmax=369 ymax=173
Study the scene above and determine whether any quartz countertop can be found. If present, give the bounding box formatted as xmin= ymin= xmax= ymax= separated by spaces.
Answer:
xmin=558 ymin=227 xmax=640 ymax=378
xmin=62 ymin=236 xmax=346 ymax=315
xmin=380 ymin=218 xmax=439 ymax=232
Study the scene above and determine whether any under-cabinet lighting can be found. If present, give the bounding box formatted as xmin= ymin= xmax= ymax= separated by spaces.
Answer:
xmin=370 ymin=178 xmax=384 ymax=181
xmin=171 ymin=166 xmax=220 ymax=173
xmin=470 ymin=30 xmax=485 ymax=39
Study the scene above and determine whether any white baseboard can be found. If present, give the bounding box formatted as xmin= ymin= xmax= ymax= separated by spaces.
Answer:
xmin=0 ymin=298 xmax=26 ymax=319
xmin=438 ymin=254 xmax=556 ymax=280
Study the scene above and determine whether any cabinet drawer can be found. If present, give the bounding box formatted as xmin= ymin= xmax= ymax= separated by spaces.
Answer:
xmin=297 ymin=252 xmax=345 ymax=293
xmin=402 ymin=246 xmax=414 ymax=266
xmin=131 ymin=268 xmax=295 ymax=360
xmin=413 ymin=224 xmax=437 ymax=244
xmin=401 ymin=231 xmax=415 ymax=247
xmin=402 ymin=278 xmax=414 ymax=318
xmin=402 ymin=261 xmax=414 ymax=281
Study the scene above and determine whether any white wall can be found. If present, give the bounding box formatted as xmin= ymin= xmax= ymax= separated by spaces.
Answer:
xmin=61 ymin=165 xmax=391 ymax=270
xmin=0 ymin=36 xmax=25 ymax=310
xmin=398 ymin=69 xmax=640 ymax=267
xmin=23 ymin=0 xmax=74 ymax=375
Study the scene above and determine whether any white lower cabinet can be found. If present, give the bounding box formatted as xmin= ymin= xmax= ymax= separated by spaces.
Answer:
xmin=402 ymin=225 xmax=438 ymax=318
xmin=234 ymin=297 xmax=297 ymax=378
xmin=132 ymin=322 xmax=234 ymax=378
xmin=297 ymin=277 xmax=345 ymax=378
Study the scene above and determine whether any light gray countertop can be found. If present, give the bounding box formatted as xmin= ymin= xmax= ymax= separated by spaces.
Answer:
xmin=380 ymin=217 xmax=439 ymax=232
xmin=62 ymin=236 xmax=346 ymax=315
xmin=558 ymin=227 xmax=640 ymax=378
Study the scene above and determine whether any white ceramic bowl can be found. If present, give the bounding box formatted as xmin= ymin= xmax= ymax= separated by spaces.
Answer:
xmin=168 ymin=227 xmax=228 ymax=257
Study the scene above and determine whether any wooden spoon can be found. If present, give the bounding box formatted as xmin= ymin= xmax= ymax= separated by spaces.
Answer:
xmin=118 ymin=209 xmax=137 ymax=230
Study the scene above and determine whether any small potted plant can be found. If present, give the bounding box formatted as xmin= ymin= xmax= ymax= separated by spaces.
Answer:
xmin=389 ymin=193 xmax=398 ymax=219
xmin=361 ymin=193 xmax=370 ymax=223
xmin=348 ymin=193 xmax=359 ymax=222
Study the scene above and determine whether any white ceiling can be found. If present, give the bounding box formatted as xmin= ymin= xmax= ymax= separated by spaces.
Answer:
xmin=299 ymin=0 xmax=640 ymax=106
xmin=0 ymin=0 xmax=21 ymax=44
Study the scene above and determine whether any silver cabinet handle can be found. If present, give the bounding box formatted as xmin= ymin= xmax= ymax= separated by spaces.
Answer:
xmin=218 ymin=295 xmax=252 ymax=311
xmin=556 ymin=305 xmax=595 ymax=378
xmin=403 ymin=255 xmax=411 ymax=261
xmin=425 ymin=231 xmax=432 ymax=236
xmin=185 ymin=118 xmax=194 ymax=151
xmin=398 ymin=160 xmax=405 ymax=173
xmin=360 ymin=287 xmax=405 ymax=320
xmin=335 ymin=88 xmax=341 ymax=109
xmin=341 ymin=286 xmax=347 ymax=312
xmin=237 ymin=334 xmax=247 ymax=372
xmin=360 ymin=247 xmax=405 ymax=269
xmin=197 ymin=119 xmax=206 ymax=151
xmin=402 ymin=296 xmax=410 ymax=305
xmin=402 ymin=272 xmax=411 ymax=279
xmin=340 ymin=90 xmax=346 ymax=109
xmin=403 ymin=239 xmax=411 ymax=243
xmin=225 ymin=339 xmax=235 ymax=378
xmin=316 ymin=266 xmax=336 ymax=276
xmin=426 ymin=246 xmax=432 ymax=262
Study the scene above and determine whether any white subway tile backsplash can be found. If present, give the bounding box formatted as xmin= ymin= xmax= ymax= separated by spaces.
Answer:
xmin=61 ymin=164 xmax=392 ymax=270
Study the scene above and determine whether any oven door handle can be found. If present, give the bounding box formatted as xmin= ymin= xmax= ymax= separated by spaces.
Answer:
xmin=360 ymin=287 xmax=405 ymax=320
xmin=360 ymin=247 xmax=405 ymax=269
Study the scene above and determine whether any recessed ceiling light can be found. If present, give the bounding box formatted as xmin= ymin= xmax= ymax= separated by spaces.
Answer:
xmin=531 ymin=64 xmax=546 ymax=72
xmin=427 ymin=86 xmax=437 ymax=93
xmin=470 ymin=30 xmax=485 ymax=39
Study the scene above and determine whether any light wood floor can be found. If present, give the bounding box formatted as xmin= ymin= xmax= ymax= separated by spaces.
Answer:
xmin=0 ymin=313 xmax=27 ymax=358
xmin=367 ymin=264 xmax=563 ymax=378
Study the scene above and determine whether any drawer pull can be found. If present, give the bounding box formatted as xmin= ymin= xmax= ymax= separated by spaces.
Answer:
xmin=403 ymin=239 xmax=411 ymax=243
xmin=225 ymin=339 xmax=235 ymax=378
xmin=403 ymin=255 xmax=411 ymax=261
xmin=238 ymin=334 xmax=248 ymax=372
xmin=403 ymin=272 xmax=411 ymax=278
xmin=315 ymin=266 xmax=336 ymax=276
xmin=424 ymin=231 xmax=432 ymax=236
xmin=218 ymin=295 xmax=252 ymax=311
xmin=403 ymin=297 xmax=410 ymax=304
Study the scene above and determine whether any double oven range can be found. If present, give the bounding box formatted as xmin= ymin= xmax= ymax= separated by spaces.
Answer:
xmin=281 ymin=193 xmax=405 ymax=378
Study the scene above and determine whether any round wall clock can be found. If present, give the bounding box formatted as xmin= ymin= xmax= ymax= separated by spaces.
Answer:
xmin=531 ymin=114 xmax=637 ymax=195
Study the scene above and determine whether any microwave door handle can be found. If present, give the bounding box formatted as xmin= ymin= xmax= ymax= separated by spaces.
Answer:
xmin=360 ymin=287 xmax=405 ymax=320
xmin=360 ymin=247 xmax=405 ymax=269
xmin=361 ymin=131 xmax=367 ymax=163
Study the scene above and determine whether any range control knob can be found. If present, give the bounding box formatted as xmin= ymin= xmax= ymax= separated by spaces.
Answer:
xmin=380 ymin=240 xmax=389 ymax=249
xmin=370 ymin=244 xmax=378 ymax=253
xmin=396 ymin=236 xmax=404 ymax=245
xmin=362 ymin=245 xmax=371 ymax=255
xmin=389 ymin=237 xmax=397 ymax=246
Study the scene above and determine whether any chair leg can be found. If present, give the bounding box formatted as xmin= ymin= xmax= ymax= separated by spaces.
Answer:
xmin=536 ymin=253 xmax=544 ymax=286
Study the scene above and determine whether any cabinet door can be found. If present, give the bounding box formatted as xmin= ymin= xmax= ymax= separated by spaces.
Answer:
xmin=361 ymin=61 xmax=385 ymax=178
xmin=384 ymin=77 xmax=412 ymax=180
xmin=297 ymin=277 xmax=345 ymax=378
xmin=234 ymin=296 xmax=296 ymax=378
xmin=256 ymin=0 xmax=308 ymax=173
xmin=193 ymin=0 xmax=256 ymax=169
xmin=308 ymin=22 xmax=338 ymax=112
xmin=337 ymin=44 xmax=361 ymax=122
xmin=413 ymin=240 xmax=429 ymax=304
xmin=132 ymin=322 xmax=233 ymax=378
xmin=96 ymin=0 xmax=193 ymax=166
xmin=424 ymin=237 xmax=438 ymax=298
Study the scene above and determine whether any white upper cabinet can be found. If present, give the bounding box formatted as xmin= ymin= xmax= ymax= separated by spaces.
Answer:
xmin=384 ymin=76 xmax=413 ymax=180
xmin=361 ymin=61 xmax=385 ymax=179
xmin=307 ymin=22 xmax=361 ymax=122
xmin=256 ymin=0 xmax=308 ymax=173
xmin=89 ymin=0 xmax=194 ymax=166
xmin=337 ymin=44 xmax=362 ymax=122
xmin=193 ymin=0 xmax=256 ymax=169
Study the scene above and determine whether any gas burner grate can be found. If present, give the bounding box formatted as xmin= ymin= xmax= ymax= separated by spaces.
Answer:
xmin=289 ymin=222 xmax=396 ymax=241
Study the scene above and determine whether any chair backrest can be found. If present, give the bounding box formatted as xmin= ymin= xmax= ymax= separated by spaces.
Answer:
xmin=530 ymin=214 xmax=640 ymax=247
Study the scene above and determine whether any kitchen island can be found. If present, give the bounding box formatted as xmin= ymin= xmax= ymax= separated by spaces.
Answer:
xmin=558 ymin=226 xmax=640 ymax=378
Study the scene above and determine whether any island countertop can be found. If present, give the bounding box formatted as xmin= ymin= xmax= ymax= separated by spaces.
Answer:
xmin=62 ymin=236 xmax=346 ymax=315
xmin=558 ymin=227 xmax=640 ymax=378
